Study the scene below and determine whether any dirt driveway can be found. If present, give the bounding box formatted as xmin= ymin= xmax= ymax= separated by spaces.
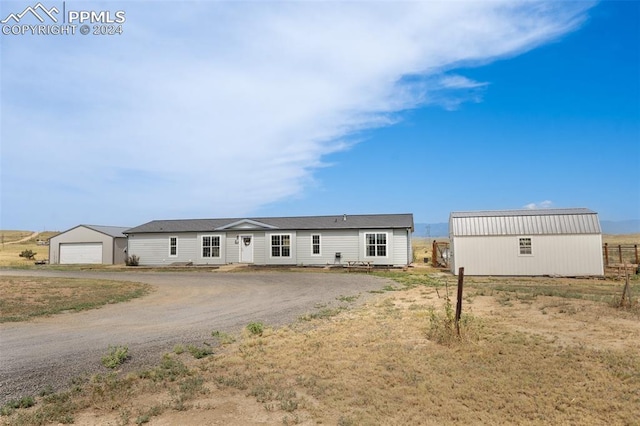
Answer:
xmin=0 ymin=269 xmax=391 ymax=405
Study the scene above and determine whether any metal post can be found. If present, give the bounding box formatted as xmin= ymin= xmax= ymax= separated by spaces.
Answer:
xmin=618 ymin=245 xmax=623 ymax=264
xmin=635 ymin=245 xmax=638 ymax=265
xmin=455 ymin=267 xmax=464 ymax=337
xmin=604 ymin=243 xmax=609 ymax=267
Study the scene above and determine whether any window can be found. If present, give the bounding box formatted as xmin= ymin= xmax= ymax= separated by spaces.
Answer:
xmin=519 ymin=237 xmax=532 ymax=255
xmin=311 ymin=234 xmax=321 ymax=256
xmin=271 ymin=234 xmax=291 ymax=257
xmin=169 ymin=237 xmax=178 ymax=256
xmin=202 ymin=236 xmax=221 ymax=258
xmin=365 ymin=233 xmax=387 ymax=257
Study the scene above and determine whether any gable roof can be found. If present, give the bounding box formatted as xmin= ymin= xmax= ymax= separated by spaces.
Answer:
xmin=51 ymin=225 xmax=129 ymax=240
xmin=450 ymin=208 xmax=601 ymax=236
xmin=81 ymin=225 xmax=130 ymax=238
xmin=125 ymin=214 xmax=414 ymax=234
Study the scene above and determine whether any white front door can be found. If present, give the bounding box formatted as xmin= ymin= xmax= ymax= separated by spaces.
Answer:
xmin=239 ymin=234 xmax=254 ymax=263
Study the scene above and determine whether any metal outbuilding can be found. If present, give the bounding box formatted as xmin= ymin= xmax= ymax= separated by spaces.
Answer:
xmin=449 ymin=208 xmax=603 ymax=276
xmin=49 ymin=225 xmax=129 ymax=264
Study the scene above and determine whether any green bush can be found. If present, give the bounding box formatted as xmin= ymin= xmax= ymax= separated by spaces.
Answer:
xmin=246 ymin=321 xmax=264 ymax=336
xmin=19 ymin=249 xmax=36 ymax=260
xmin=101 ymin=345 xmax=129 ymax=368
xmin=187 ymin=344 xmax=213 ymax=359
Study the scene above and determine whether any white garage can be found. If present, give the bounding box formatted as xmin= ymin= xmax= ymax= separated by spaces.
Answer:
xmin=49 ymin=225 xmax=129 ymax=265
xmin=59 ymin=243 xmax=103 ymax=264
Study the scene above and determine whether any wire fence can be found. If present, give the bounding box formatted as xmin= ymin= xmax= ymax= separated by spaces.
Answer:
xmin=603 ymin=243 xmax=639 ymax=266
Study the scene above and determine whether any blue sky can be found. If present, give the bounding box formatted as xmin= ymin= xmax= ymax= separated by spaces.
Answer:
xmin=1 ymin=0 xmax=638 ymax=231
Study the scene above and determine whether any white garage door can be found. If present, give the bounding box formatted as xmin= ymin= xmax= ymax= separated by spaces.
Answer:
xmin=60 ymin=243 xmax=103 ymax=264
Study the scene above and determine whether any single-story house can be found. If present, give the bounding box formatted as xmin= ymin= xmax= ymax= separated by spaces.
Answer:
xmin=124 ymin=213 xmax=414 ymax=267
xmin=449 ymin=208 xmax=603 ymax=276
xmin=49 ymin=225 xmax=129 ymax=264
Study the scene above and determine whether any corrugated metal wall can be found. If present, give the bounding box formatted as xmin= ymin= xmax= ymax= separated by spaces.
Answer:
xmin=451 ymin=234 xmax=603 ymax=276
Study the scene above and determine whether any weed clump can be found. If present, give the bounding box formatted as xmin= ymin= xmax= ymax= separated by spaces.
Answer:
xmin=427 ymin=297 xmax=481 ymax=345
xmin=246 ymin=321 xmax=264 ymax=336
xmin=101 ymin=345 xmax=129 ymax=368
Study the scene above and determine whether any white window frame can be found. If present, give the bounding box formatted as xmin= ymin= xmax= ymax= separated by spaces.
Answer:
xmin=518 ymin=237 xmax=533 ymax=256
xmin=201 ymin=235 xmax=222 ymax=258
xmin=169 ymin=236 xmax=178 ymax=257
xmin=311 ymin=234 xmax=321 ymax=256
xmin=270 ymin=233 xmax=292 ymax=258
xmin=364 ymin=232 xmax=388 ymax=258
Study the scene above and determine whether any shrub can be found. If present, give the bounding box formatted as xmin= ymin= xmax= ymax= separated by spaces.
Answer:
xmin=19 ymin=249 xmax=36 ymax=260
xmin=187 ymin=344 xmax=213 ymax=359
xmin=246 ymin=321 xmax=264 ymax=336
xmin=125 ymin=254 xmax=140 ymax=266
xmin=212 ymin=330 xmax=236 ymax=344
xmin=101 ymin=345 xmax=129 ymax=368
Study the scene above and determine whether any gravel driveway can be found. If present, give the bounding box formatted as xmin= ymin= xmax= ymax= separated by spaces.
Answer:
xmin=0 ymin=269 xmax=391 ymax=405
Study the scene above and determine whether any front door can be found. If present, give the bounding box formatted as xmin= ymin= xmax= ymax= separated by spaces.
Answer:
xmin=239 ymin=234 xmax=254 ymax=263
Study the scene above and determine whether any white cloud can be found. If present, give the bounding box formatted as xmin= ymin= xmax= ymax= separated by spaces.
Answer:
xmin=1 ymin=1 xmax=594 ymax=228
xmin=524 ymin=200 xmax=555 ymax=210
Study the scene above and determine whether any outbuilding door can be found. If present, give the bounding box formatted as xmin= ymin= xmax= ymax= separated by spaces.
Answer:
xmin=239 ymin=235 xmax=254 ymax=263
xmin=60 ymin=243 xmax=103 ymax=264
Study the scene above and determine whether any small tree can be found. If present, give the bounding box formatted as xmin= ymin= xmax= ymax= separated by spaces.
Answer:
xmin=19 ymin=249 xmax=36 ymax=260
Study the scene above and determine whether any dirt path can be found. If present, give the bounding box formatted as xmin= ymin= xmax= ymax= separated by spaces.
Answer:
xmin=0 ymin=269 xmax=391 ymax=405
xmin=2 ymin=231 xmax=39 ymax=245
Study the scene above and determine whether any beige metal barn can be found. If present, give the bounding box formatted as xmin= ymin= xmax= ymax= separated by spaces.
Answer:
xmin=449 ymin=208 xmax=604 ymax=276
xmin=49 ymin=225 xmax=129 ymax=264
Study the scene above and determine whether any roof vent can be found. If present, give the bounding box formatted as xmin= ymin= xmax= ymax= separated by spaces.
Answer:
xmin=343 ymin=214 xmax=347 ymax=221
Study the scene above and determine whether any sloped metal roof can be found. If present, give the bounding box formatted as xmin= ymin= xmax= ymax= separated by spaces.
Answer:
xmin=82 ymin=225 xmax=130 ymax=238
xmin=125 ymin=214 xmax=414 ymax=234
xmin=450 ymin=208 xmax=601 ymax=236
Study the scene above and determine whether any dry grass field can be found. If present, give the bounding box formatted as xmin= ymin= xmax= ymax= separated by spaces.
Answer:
xmin=2 ymin=272 xmax=638 ymax=425
xmin=0 ymin=231 xmax=59 ymax=268
xmin=0 ymin=276 xmax=151 ymax=322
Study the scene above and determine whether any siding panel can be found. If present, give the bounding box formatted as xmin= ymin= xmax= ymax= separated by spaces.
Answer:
xmin=128 ymin=233 xmax=198 ymax=265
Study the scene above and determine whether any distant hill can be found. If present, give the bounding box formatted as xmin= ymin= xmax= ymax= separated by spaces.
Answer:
xmin=601 ymin=220 xmax=640 ymax=235
xmin=413 ymin=223 xmax=448 ymax=238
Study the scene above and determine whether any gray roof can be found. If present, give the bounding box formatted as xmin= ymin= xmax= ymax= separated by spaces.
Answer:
xmin=82 ymin=225 xmax=130 ymax=238
xmin=450 ymin=208 xmax=601 ymax=236
xmin=125 ymin=214 xmax=414 ymax=234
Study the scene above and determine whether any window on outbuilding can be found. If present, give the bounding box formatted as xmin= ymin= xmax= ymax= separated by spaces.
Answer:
xmin=519 ymin=237 xmax=532 ymax=255
xmin=365 ymin=233 xmax=387 ymax=257
xmin=271 ymin=234 xmax=291 ymax=257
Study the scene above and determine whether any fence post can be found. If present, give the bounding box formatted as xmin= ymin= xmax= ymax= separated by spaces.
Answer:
xmin=455 ymin=267 xmax=464 ymax=337
xmin=604 ymin=243 xmax=609 ymax=267
xmin=635 ymin=245 xmax=638 ymax=265
xmin=432 ymin=240 xmax=437 ymax=268
xmin=618 ymin=245 xmax=623 ymax=264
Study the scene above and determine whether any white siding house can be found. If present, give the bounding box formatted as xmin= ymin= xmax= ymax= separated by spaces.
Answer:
xmin=449 ymin=208 xmax=603 ymax=276
xmin=49 ymin=225 xmax=129 ymax=265
xmin=125 ymin=214 xmax=414 ymax=267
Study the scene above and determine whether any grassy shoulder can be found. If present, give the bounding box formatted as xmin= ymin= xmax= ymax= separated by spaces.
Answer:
xmin=2 ymin=273 xmax=638 ymax=425
xmin=0 ymin=276 xmax=152 ymax=322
